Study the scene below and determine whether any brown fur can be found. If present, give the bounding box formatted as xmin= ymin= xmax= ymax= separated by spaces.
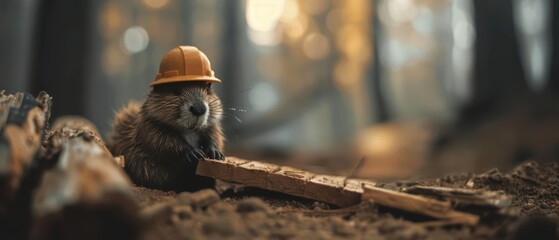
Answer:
xmin=109 ymin=82 xmax=224 ymax=192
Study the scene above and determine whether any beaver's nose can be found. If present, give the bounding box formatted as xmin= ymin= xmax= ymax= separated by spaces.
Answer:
xmin=189 ymin=101 xmax=207 ymax=116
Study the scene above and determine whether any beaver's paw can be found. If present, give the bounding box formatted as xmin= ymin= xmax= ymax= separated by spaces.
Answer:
xmin=206 ymin=146 xmax=225 ymax=160
xmin=186 ymin=149 xmax=206 ymax=163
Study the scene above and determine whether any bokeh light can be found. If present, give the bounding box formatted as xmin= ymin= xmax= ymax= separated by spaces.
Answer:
xmin=514 ymin=0 xmax=551 ymax=91
xmin=282 ymin=17 xmax=307 ymax=40
xmin=99 ymin=3 xmax=130 ymax=39
xmin=386 ymin=0 xmax=418 ymax=24
xmin=280 ymin=0 xmax=299 ymax=22
xmin=246 ymin=0 xmax=285 ymax=32
xmin=248 ymin=28 xmax=282 ymax=46
xmin=299 ymin=0 xmax=329 ymax=16
xmin=142 ymin=0 xmax=170 ymax=10
xmin=453 ymin=21 xmax=475 ymax=50
xmin=246 ymin=0 xmax=286 ymax=46
xmin=516 ymin=0 xmax=546 ymax=35
xmin=102 ymin=44 xmax=127 ymax=76
xmin=326 ymin=9 xmax=342 ymax=33
xmin=302 ymin=32 xmax=330 ymax=60
xmin=122 ymin=26 xmax=149 ymax=54
xmin=249 ymin=82 xmax=279 ymax=112
xmin=412 ymin=7 xmax=433 ymax=34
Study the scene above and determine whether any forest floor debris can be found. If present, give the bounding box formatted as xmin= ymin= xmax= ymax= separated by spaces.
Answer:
xmin=138 ymin=160 xmax=559 ymax=240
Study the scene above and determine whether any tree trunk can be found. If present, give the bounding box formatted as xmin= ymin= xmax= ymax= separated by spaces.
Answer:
xmin=30 ymin=116 xmax=140 ymax=240
xmin=460 ymin=0 xmax=528 ymax=123
xmin=30 ymin=0 xmax=91 ymax=119
xmin=546 ymin=0 xmax=559 ymax=92
xmin=371 ymin=0 xmax=389 ymax=123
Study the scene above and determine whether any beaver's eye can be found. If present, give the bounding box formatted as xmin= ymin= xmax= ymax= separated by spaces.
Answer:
xmin=206 ymin=83 xmax=212 ymax=91
xmin=173 ymin=89 xmax=181 ymax=96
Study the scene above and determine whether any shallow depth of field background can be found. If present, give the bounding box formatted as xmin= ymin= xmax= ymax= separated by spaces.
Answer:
xmin=1 ymin=0 xmax=559 ymax=180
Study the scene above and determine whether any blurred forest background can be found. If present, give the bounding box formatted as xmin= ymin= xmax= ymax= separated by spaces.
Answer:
xmin=1 ymin=0 xmax=559 ymax=180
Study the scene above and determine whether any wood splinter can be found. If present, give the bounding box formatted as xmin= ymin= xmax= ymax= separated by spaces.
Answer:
xmin=402 ymin=185 xmax=512 ymax=208
xmin=362 ymin=186 xmax=480 ymax=225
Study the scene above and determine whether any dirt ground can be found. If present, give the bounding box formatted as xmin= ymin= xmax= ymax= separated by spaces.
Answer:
xmin=130 ymin=161 xmax=559 ymax=240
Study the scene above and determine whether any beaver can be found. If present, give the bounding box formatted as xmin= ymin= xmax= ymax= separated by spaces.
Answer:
xmin=109 ymin=46 xmax=225 ymax=192
xmin=109 ymin=81 xmax=224 ymax=192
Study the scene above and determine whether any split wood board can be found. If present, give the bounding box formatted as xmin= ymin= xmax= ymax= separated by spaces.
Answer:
xmin=403 ymin=185 xmax=512 ymax=208
xmin=362 ymin=186 xmax=480 ymax=225
xmin=196 ymin=157 xmax=376 ymax=207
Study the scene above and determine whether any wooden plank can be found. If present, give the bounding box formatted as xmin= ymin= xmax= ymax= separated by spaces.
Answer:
xmin=267 ymin=166 xmax=314 ymax=196
xmin=196 ymin=157 xmax=248 ymax=182
xmin=402 ymin=185 xmax=512 ymax=208
xmin=196 ymin=157 xmax=376 ymax=207
xmin=233 ymin=161 xmax=281 ymax=189
xmin=362 ymin=186 xmax=479 ymax=225
xmin=303 ymin=175 xmax=354 ymax=207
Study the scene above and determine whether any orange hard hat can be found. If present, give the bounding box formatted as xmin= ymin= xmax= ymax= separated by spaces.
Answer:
xmin=150 ymin=46 xmax=221 ymax=87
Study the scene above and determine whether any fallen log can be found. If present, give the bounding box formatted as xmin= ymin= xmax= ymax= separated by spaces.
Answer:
xmin=33 ymin=116 xmax=134 ymax=217
xmin=196 ymin=157 xmax=376 ymax=207
xmin=51 ymin=116 xmax=127 ymax=167
xmin=402 ymin=185 xmax=512 ymax=208
xmin=0 ymin=91 xmax=51 ymax=214
xmin=362 ymin=186 xmax=480 ymax=225
xmin=28 ymin=116 xmax=142 ymax=240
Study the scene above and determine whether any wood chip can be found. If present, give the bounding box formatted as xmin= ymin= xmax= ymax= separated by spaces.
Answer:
xmin=114 ymin=155 xmax=126 ymax=168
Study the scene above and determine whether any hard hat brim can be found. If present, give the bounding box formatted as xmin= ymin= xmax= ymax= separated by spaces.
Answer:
xmin=150 ymin=75 xmax=222 ymax=87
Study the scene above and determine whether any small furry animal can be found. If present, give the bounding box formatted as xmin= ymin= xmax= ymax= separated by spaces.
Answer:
xmin=109 ymin=82 xmax=224 ymax=192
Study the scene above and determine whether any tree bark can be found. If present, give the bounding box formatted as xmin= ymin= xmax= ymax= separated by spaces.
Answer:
xmin=0 ymin=91 xmax=51 ymax=214
xmin=29 ymin=116 xmax=140 ymax=240
xmin=33 ymin=116 xmax=133 ymax=217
